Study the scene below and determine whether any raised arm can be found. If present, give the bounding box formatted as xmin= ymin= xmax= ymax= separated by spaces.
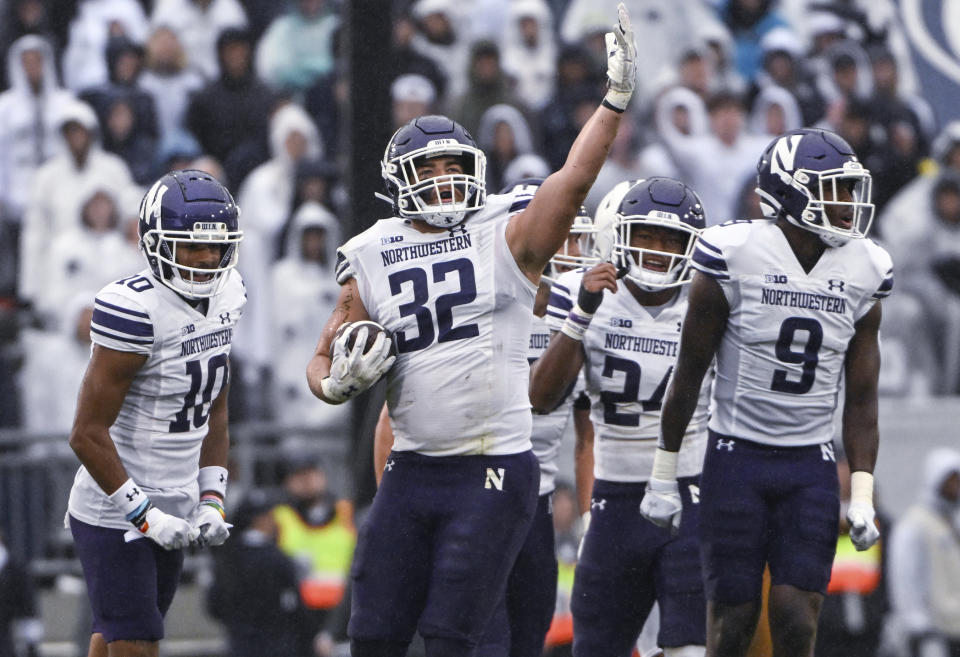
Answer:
xmin=842 ymin=300 xmax=882 ymax=551
xmin=506 ymin=4 xmax=637 ymax=280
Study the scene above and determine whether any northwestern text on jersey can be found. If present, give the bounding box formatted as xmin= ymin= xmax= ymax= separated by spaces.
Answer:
xmin=179 ymin=327 xmax=234 ymax=357
xmin=380 ymin=233 xmax=473 ymax=267
xmin=760 ymin=288 xmax=847 ymax=314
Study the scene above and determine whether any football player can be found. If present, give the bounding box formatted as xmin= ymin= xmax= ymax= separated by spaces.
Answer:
xmin=371 ymin=183 xmax=597 ymax=657
xmin=305 ymin=6 xmax=637 ymax=655
xmin=67 ymin=170 xmax=245 ymax=657
xmin=530 ymin=177 xmax=710 ymax=657
xmin=639 ymin=128 xmax=892 ymax=657
xmin=480 ymin=180 xmax=595 ymax=657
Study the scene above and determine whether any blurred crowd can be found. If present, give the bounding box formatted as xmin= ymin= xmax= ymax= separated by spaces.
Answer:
xmin=1 ymin=3 xmax=960 ymax=656
xmin=2 ymin=0 xmax=960 ymax=438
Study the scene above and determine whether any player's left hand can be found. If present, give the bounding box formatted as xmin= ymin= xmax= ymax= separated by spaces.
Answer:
xmin=578 ymin=263 xmax=620 ymax=313
xmin=846 ymin=501 xmax=880 ymax=550
xmin=639 ymin=478 xmax=682 ymax=535
xmin=603 ymin=3 xmax=637 ymax=112
xmin=192 ymin=503 xmax=232 ymax=547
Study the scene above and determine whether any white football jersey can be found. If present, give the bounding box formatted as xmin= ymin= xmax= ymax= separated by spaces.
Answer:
xmin=336 ymin=194 xmax=537 ymax=456
xmin=546 ymin=269 xmax=710 ymax=482
xmin=68 ymin=269 xmax=246 ymax=529
xmin=528 ymin=311 xmax=582 ymax=495
xmin=692 ymin=220 xmax=893 ymax=446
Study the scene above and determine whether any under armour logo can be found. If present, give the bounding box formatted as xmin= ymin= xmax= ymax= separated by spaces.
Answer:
xmin=590 ymin=498 xmax=607 ymax=511
xmin=820 ymin=443 xmax=836 ymax=462
xmin=716 ymin=439 xmax=735 ymax=452
xmin=484 ymin=467 xmax=505 ymax=491
xmin=384 ymin=460 xmax=395 ymax=472
xmin=220 ymin=312 xmax=231 ymax=324
xmin=827 ymin=279 xmax=845 ymax=292
xmin=126 ymin=487 xmax=140 ymax=501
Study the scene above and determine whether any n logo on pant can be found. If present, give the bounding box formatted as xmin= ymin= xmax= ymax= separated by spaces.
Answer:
xmin=484 ymin=467 xmax=505 ymax=491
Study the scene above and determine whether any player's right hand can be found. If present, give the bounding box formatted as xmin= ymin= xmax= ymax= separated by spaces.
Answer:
xmin=846 ymin=501 xmax=880 ymax=551
xmin=603 ymin=3 xmax=637 ymax=111
xmin=322 ymin=323 xmax=396 ymax=403
xmin=136 ymin=506 xmax=199 ymax=550
xmin=639 ymin=478 xmax=682 ymax=535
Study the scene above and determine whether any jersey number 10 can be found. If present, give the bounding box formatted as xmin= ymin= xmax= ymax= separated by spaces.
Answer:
xmin=169 ymin=354 xmax=228 ymax=433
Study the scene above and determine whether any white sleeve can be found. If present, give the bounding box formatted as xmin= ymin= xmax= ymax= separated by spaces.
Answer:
xmin=89 ymin=290 xmax=154 ymax=355
xmin=545 ymin=275 xmax=577 ymax=332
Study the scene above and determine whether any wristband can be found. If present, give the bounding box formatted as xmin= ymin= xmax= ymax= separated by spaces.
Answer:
xmin=651 ymin=448 xmax=679 ymax=482
xmin=560 ymin=304 xmax=595 ymax=342
xmin=601 ymin=98 xmax=626 ymax=114
xmin=108 ymin=478 xmax=153 ymax=529
xmin=200 ymin=494 xmax=226 ymax=520
xmin=850 ymin=471 xmax=874 ymax=507
xmin=198 ymin=465 xmax=228 ymax=499
xmin=320 ymin=376 xmax=348 ymax=403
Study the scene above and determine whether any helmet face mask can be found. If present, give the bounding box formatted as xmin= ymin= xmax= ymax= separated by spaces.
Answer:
xmin=138 ymin=170 xmax=243 ymax=299
xmin=611 ymin=178 xmax=706 ymax=291
xmin=617 ymin=214 xmax=701 ymax=290
xmin=382 ymin=116 xmax=487 ymax=228
xmin=756 ymin=129 xmax=875 ymax=248
xmin=544 ymin=208 xmax=599 ymax=284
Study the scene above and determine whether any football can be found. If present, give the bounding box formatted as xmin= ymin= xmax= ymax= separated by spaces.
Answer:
xmin=332 ymin=321 xmax=397 ymax=359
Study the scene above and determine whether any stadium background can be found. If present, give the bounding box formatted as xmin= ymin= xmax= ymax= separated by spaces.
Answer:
xmin=1 ymin=0 xmax=960 ymax=655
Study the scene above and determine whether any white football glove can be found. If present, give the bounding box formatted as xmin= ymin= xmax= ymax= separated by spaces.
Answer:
xmin=846 ymin=501 xmax=880 ymax=551
xmin=603 ymin=3 xmax=637 ymax=112
xmin=639 ymin=478 xmax=682 ymax=535
xmin=321 ymin=323 xmax=396 ymax=403
xmin=126 ymin=506 xmax=199 ymax=550
xmin=192 ymin=504 xmax=232 ymax=547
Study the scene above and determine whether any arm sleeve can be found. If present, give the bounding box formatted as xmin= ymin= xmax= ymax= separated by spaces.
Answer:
xmin=335 ymin=249 xmax=355 ymax=285
xmin=89 ymin=290 xmax=154 ymax=354
xmin=544 ymin=273 xmax=578 ymax=331
xmin=691 ymin=230 xmax=739 ymax=307
xmin=855 ymin=245 xmax=894 ymax=320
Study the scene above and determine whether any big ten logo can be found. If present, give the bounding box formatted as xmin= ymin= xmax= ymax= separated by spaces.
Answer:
xmin=381 ymin=235 xmax=404 ymax=245
xmin=180 ymin=324 xmax=196 ymax=336
xmin=765 ymin=274 xmax=788 ymax=284
xmin=609 ymin=317 xmax=633 ymax=328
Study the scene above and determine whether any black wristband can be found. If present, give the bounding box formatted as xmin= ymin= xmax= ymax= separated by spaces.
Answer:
xmin=601 ymin=98 xmax=625 ymax=113
xmin=577 ymin=282 xmax=604 ymax=314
